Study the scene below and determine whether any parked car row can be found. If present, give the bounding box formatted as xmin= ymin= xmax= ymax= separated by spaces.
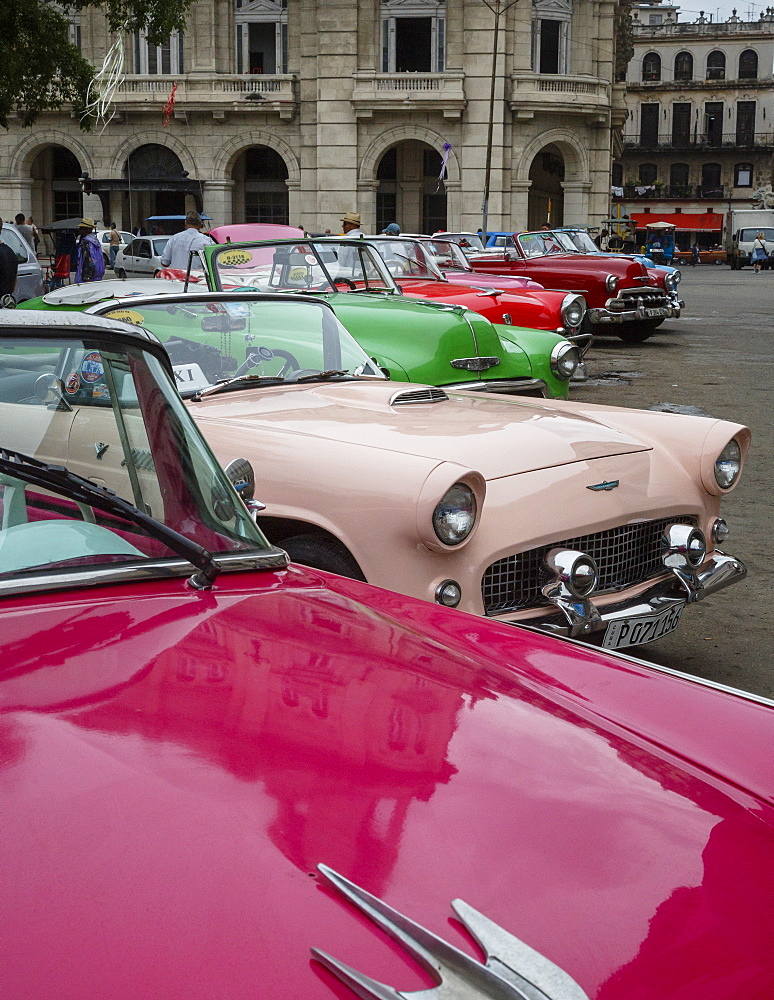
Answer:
xmin=0 ymin=305 xmax=770 ymax=1000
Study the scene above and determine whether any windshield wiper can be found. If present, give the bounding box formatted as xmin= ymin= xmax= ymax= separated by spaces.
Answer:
xmin=195 ymin=373 xmax=287 ymax=399
xmin=0 ymin=447 xmax=219 ymax=590
xmin=293 ymin=369 xmax=351 ymax=383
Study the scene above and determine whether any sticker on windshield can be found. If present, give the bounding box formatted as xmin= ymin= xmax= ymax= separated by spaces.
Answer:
xmin=105 ymin=308 xmax=145 ymax=326
xmin=80 ymin=351 xmax=104 ymax=383
xmin=218 ymin=249 xmax=252 ymax=266
xmin=172 ymin=363 xmax=211 ymax=392
xmin=64 ymin=371 xmax=81 ymax=394
xmin=223 ymin=302 xmax=250 ymax=318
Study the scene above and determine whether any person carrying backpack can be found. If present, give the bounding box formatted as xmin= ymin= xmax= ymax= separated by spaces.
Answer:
xmin=751 ymin=232 xmax=768 ymax=273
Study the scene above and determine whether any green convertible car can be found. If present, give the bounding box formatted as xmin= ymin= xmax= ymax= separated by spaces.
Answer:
xmin=23 ymin=238 xmax=581 ymax=398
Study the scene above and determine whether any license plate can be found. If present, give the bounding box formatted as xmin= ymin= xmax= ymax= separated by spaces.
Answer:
xmin=644 ymin=307 xmax=665 ymax=318
xmin=602 ymin=603 xmax=685 ymax=649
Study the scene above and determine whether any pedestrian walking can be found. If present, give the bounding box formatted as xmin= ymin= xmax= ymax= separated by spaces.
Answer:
xmin=160 ymin=211 xmax=213 ymax=272
xmin=0 ymin=219 xmax=19 ymax=304
xmin=74 ymin=218 xmax=106 ymax=283
xmin=108 ymin=222 xmax=121 ymax=269
xmin=14 ymin=213 xmax=37 ymax=255
xmin=690 ymin=242 xmax=700 ymax=267
xmin=751 ymin=232 xmax=768 ymax=273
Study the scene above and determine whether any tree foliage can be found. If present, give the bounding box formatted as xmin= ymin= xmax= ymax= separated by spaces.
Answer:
xmin=0 ymin=0 xmax=194 ymax=130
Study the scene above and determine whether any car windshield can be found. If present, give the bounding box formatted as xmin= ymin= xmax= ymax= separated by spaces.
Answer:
xmin=209 ymin=240 xmax=398 ymax=294
xmin=94 ymin=295 xmax=384 ymax=394
xmin=419 ymin=238 xmax=473 ymax=271
xmin=2 ymin=228 xmax=31 ymax=264
xmin=0 ymin=327 xmax=270 ymax=587
xmin=436 ymin=233 xmax=485 ymax=253
xmin=368 ymin=239 xmax=446 ymax=281
xmin=152 ymin=238 xmax=169 ymax=255
xmin=560 ymin=230 xmax=599 ymax=253
xmin=516 ymin=232 xmax=569 ymax=258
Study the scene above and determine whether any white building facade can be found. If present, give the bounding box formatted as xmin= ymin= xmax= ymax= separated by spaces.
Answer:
xmin=616 ymin=1 xmax=774 ymax=236
xmin=0 ymin=0 xmax=626 ymax=234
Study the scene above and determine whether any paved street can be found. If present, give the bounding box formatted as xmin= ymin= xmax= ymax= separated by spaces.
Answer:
xmin=571 ymin=265 xmax=774 ymax=698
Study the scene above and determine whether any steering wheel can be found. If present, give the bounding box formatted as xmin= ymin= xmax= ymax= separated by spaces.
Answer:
xmin=331 ymin=277 xmax=356 ymax=290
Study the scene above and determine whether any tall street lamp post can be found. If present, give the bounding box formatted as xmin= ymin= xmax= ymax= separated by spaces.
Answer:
xmin=481 ymin=0 xmax=520 ymax=243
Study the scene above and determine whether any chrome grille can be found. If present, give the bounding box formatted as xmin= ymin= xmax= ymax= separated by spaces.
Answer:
xmin=482 ymin=515 xmax=697 ymax=615
xmin=616 ymin=286 xmax=668 ymax=308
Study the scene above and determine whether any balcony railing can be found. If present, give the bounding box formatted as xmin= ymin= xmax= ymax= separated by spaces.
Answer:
xmin=351 ymin=71 xmax=466 ymax=118
xmin=632 ymin=17 xmax=774 ymax=37
xmin=509 ymin=73 xmax=609 ymax=119
xmin=615 ymin=184 xmax=729 ymax=199
xmin=113 ymin=74 xmax=297 ymax=118
xmin=624 ymin=131 xmax=774 ymax=150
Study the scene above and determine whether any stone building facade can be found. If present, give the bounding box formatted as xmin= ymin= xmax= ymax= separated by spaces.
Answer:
xmin=1 ymin=0 xmax=625 ymax=235
xmin=615 ymin=1 xmax=774 ymax=234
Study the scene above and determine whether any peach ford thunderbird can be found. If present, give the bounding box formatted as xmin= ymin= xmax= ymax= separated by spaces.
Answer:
xmin=86 ymin=291 xmax=750 ymax=651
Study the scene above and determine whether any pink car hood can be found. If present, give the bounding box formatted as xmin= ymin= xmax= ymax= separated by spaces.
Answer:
xmin=2 ymin=570 xmax=772 ymax=999
xmin=189 ymin=383 xmax=651 ymax=479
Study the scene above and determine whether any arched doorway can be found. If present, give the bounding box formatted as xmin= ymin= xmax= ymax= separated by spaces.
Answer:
xmin=375 ymin=141 xmax=447 ymax=234
xmin=29 ymin=146 xmax=83 ymax=225
xmin=123 ymin=144 xmax=194 ymax=230
xmin=231 ymin=146 xmax=289 ymax=224
xmin=527 ymin=145 xmax=565 ymax=230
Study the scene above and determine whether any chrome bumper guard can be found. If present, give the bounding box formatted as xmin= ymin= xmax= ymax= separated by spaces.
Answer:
xmin=529 ymin=550 xmax=746 ymax=641
xmin=589 ymin=299 xmax=681 ymax=325
xmin=449 ymin=378 xmax=549 ymax=397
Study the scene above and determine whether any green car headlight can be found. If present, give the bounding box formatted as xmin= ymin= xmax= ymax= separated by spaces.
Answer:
xmin=433 ymin=483 xmax=477 ymax=545
xmin=550 ymin=342 xmax=580 ymax=380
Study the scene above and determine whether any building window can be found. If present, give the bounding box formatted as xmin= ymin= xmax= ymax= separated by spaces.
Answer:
xmin=381 ymin=0 xmax=446 ymax=73
xmin=669 ymin=163 xmax=689 ymax=194
xmin=648 ymin=13 xmax=663 ymax=24
xmin=134 ymin=31 xmax=184 ymax=74
xmin=736 ymin=101 xmax=756 ymax=146
xmin=639 ymin=163 xmax=657 ymax=185
xmin=671 ymin=102 xmax=691 ymax=147
xmin=703 ymin=101 xmax=723 ymax=146
xmin=235 ymin=0 xmax=288 ymax=75
xmin=242 ymin=145 xmax=289 ymax=224
xmin=642 ymin=52 xmax=661 ymax=82
xmin=612 ymin=162 xmax=623 ymax=186
xmin=68 ymin=17 xmax=81 ymax=51
xmin=640 ymin=103 xmax=660 ymax=145
xmin=674 ymin=51 xmax=692 ymax=81
xmin=706 ymin=50 xmax=725 ymax=81
xmin=531 ymin=0 xmax=571 ymax=75
xmin=701 ymin=162 xmax=722 ymax=196
xmin=738 ymin=49 xmax=758 ymax=80
xmin=734 ymin=163 xmax=753 ymax=187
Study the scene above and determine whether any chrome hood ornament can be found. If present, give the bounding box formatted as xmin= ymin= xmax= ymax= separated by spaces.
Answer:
xmin=311 ymin=865 xmax=589 ymax=1000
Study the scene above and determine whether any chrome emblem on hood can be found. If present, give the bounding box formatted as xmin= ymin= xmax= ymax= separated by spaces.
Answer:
xmin=586 ymin=480 xmax=619 ymax=492
xmin=311 ymin=864 xmax=590 ymax=1000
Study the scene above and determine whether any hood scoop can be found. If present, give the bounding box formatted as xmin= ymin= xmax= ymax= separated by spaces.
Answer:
xmin=390 ymin=387 xmax=450 ymax=406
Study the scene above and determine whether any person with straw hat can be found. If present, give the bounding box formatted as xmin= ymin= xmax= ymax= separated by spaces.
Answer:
xmin=340 ymin=212 xmax=363 ymax=238
xmin=74 ymin=218 xmax=105 ymax=283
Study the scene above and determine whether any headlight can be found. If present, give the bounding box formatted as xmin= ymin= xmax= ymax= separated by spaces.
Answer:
xmin=714 ymin=438 xmax=742 ymax=489
xmin=561 ymin=293 xmax=586 ymax=329
xmin=605 ymin=274 xmax=619 ymax=293
xmin=664 ymin=272 xmax=677 ymax=291
xmin=672 ymin=268 xmax=682 ymax=284
xmin=433 ymin=482 xmax=477 ymax=545
xmin=550 ymin=341 xmax=580 ymax=380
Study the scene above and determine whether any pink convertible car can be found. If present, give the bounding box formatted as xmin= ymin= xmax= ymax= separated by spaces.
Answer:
xmin=1 ymin=310 xmax=771 ymax=1000
xmin=86 ymin=291 xmax=750 ymax=653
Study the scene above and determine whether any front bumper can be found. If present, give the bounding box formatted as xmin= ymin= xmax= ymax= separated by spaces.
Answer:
xmin=527 ymin=550 xmax=745 ymax=643
xmin=589 ymin=297 xmax=682 ymax=325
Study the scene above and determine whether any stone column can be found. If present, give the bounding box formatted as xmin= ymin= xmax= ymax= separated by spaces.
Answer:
xmin=356 ymin=179 xmax=378 ymax=234
xmin=286 ymin=179 xmax=302 ymax=228
xmin=203 ymin=179 xmax=235 ymax=227
xmin=560 ymin=180 xmax=592 ymax=227
xmin=445 ymin=180 xmax=462 ymax=231
xmin=508 ymin=179 xmax=532 ymax=231
xmin=0 ymin=178 xmax=34 ymax=222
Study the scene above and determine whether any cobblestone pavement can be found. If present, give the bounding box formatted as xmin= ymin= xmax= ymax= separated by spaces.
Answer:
xmin=571 ymin=265 xmax=774 ymax=699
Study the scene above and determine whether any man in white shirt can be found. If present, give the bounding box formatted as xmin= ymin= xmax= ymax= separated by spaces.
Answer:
xmin=340 ymin=211 xmax=363 ymax=239
xmin=160 ymin=212 xmax=213 ymax=271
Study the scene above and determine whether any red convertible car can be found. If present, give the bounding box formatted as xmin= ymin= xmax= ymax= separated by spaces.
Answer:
xmin=468 ymin=230 xmax=682 ymax=343
xmin=1 ymin=312 xmax=772 ymax=999
xmin=368 ymin=236 xmax=589 ymax=349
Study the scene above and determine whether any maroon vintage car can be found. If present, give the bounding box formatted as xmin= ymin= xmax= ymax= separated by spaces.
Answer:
xmin=1 ymin=312 xmax=772 ymax=999
xmin=367 ymin=236 xmax=589 ymax=349
xmin=468 ymin=230 xmax=682 ymax=343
